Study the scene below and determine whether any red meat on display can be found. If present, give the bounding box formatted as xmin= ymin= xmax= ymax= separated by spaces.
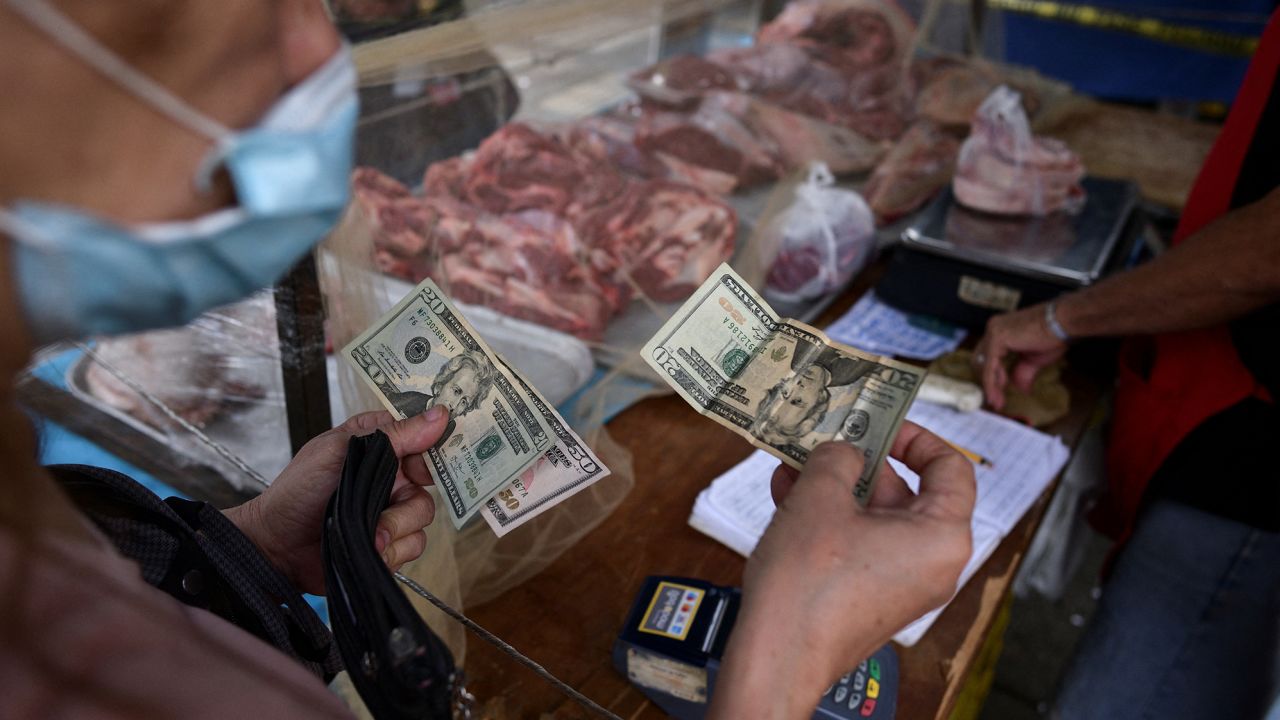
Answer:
xmin=579 ymin=179 xmax=737 ymax=303
xmin=352 ymin=121 xmax=738 ymax=338
xmin=459 ymin=123 xmax=628 ymax=220
xmin=862 ymin=120 xmax=961 ymax=222
xmin=755 ymin=0 xmax=913 ymax=70
xmin=953 ymin=86 xmax=1085 ymax=216
xmin=633 ymin=91 xmax=886 ymax=188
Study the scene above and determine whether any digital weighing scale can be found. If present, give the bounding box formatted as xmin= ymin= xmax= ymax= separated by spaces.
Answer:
xmin=877 ymin=177 xmax=1141 ymax=329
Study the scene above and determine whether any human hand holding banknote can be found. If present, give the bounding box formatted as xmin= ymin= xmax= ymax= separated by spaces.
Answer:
xmin=643 ymin=263 xmax=924 ymax=504
xmin=226 ymin=408 xmax=449 ymax=594
xmin=343 ymin=278 xmax=609 ymax=536
xmin=710 ymin=423 xmax=976 ymax=720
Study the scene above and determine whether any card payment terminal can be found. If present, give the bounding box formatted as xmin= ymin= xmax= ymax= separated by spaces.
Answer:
xmin=614 ymin=576 xmax=898 ymax=719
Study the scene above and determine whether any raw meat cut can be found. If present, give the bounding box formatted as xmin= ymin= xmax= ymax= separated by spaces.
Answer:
xmin=354 ymin=168 xmax=620 ymax=338
xmin=421 ymin=154 xmax=472 ymax=200
xmin=709 ymin=44 xmax=911 ymax=141
xmin=458 ymin=123 xmax=628 ymax=220
xmin=757 ymin=0 xmax=915 ymax=72
xmin=863 ymin=120 xmax=960 ymax=222
xmin=631 ymin=96 xmax=784 ymax=186
xmin=626 ymin=55 xmax=739 ymax=109
xmin=356 ymin=118 xmax=739 ymax=336
xmin=633 ymin=91 xmax=887 ymax=188
xmin=953 ymin=86 xmax=1085 ymax=216
xmin=559 ymin=115 xmax=738 ymax=196
xmin=632 ymin=45 xmax=911 ymax=143
xmin=437 ymin=208 xmax=622 ymax=338
xmin=730 ymin=92 xmax=889 ymax=173
xmin=352 ymin=166 xmax=439 ymax=278
xmin=578 ymin=179 xmax=737 ymax=302
xmin=913 ymin=57 xmax=1041 ymax=128
xmin=423 ymin=124 xmax=738 ymax=301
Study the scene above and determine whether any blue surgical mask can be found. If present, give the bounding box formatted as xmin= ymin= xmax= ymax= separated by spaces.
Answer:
xmin=0 ymin=0 xmax=357 ymax=343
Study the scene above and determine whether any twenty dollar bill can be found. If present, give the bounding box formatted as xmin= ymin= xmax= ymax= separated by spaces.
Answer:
xmin=480 ymin=356 xmax=610 ymax=537
xmin=343 ymin=278 xmax=607 ymax=530
xmin=642 ymin=264 xmax=923 ymax=504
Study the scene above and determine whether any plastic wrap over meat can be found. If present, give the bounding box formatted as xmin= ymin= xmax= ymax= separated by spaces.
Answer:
xmin=762 ymin=163 xmax=875 ymax=304
xmin=953 ymin=86 xmax=1085 ymax=217
xmin=863 ymin=120 xmax=961 ymax=222
xmin=355 ymin=123 xmax=737 ymax=339
xmin=78 ymin=292 xmax=291 ymax=482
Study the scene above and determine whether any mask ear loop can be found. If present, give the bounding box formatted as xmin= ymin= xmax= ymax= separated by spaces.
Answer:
xmin=4 ymin=0 xmax=234 ymax=192
xmin=0 ymin=207 xmax=56 ymax=251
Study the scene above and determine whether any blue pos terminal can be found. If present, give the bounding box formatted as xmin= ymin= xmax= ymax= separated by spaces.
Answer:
xmin=614 ymin=576 xmax=898 ymax=719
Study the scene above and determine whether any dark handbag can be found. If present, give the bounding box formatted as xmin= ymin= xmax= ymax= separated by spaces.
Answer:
xmin=323 ymin=430 xmax=459 ymax=719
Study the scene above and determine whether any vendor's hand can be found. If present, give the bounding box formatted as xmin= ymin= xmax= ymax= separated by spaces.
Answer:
xmin=709 ymin=423 xmax=975 ymax=720
xmin=973 ymin=303 xmax=1068 ymax=410
xmin=224 ymin=407 xmax=448 ymax=595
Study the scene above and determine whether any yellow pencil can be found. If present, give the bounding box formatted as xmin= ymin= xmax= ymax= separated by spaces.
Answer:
xmin=944 ymin=440 xmax=993 ymax=468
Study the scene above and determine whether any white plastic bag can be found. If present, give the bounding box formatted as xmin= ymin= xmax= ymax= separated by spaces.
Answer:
xmin=763 ymin=162 xmax=876 ymax=304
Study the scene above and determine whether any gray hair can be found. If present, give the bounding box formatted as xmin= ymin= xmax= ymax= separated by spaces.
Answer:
xmin=751 ymin=370 xmax=831 ymax=445
xmin=430 ymin=349 xmax=496 ymax=417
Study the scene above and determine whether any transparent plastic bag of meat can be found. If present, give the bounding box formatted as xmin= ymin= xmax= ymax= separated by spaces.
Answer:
xmin=953 ymin=85 xmax=1086 ymax=217
xmin=760 ymin=162 xmax=876 ymax=304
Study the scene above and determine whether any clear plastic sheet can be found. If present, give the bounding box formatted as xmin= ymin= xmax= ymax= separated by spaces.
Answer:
xmin=21 ymin=292 xmax=294 ymax=501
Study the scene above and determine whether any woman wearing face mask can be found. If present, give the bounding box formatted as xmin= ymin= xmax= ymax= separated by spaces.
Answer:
xmin=0 ymin=2 xmax=975 ymax=718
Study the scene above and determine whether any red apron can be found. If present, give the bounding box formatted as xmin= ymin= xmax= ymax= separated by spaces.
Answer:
xmin=1097 ymin=11 xmax=1280 ymax=542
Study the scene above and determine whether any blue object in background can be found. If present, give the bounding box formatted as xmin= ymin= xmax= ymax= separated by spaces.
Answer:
xmin=1002 ymin=0 xmax=1273 ymax=103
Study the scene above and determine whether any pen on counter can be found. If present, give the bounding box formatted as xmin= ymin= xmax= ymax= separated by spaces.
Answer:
xmin=943 ymin=440 xmax=993 ymax=468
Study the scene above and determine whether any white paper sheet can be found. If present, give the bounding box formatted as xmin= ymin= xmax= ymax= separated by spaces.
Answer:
xmin=825 ymin=291 xmax=966 ymax=360
xmin=687 ymin=401 xmax=1070 ymax=646
xmin=887 ymin=401 xmax=1071 ymax=536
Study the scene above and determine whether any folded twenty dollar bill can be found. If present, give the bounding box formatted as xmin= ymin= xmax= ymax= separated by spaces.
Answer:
xmin=642 ymin=264 xmax=923 ymax=504
xmin=344 ymin=278 xmax=608 ymax=531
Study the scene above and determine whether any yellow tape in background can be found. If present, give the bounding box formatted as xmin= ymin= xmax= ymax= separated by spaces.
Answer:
xmin=988 ymin=0 xmax=1261 ymax=57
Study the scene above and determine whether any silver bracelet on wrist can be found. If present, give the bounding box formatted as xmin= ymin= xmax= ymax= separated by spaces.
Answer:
xmin=1045 ymin=301 xmax=1070 ymax=342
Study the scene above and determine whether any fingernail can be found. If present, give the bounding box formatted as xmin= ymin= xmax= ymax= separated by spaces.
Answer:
xmin=376 ymin=529 xmax=390 ymax=552
xmin=425 ymin=405 xmax=445 ymax=423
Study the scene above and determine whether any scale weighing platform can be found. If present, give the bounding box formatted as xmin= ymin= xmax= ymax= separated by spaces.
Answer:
xmin=877 ymin=177 xmax=1140 ymax=329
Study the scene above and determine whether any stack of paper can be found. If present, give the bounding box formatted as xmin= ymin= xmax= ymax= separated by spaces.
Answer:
xmin=688 ymin=401 xmax=1069 ymax=646
xmin=825 ymin=291 xmax=966 ymax=360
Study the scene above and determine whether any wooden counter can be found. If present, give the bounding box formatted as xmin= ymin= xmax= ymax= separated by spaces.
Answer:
xmin=460 ymin=284 xmax=1101 ymax=720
